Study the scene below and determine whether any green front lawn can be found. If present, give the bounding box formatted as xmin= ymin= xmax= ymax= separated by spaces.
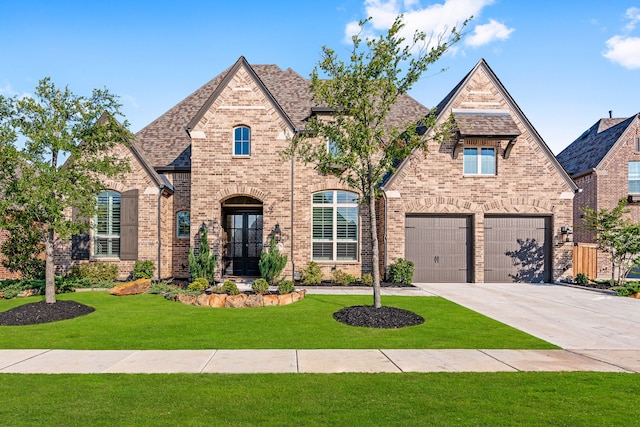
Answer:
xmin=0 ymin=292 xmax=555 ymax=350
xmin=0 ymin=372 xmax=636 ymax=426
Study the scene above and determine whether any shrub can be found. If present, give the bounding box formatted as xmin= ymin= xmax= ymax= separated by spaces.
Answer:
xmin=332 ymin=269 xmax=355 ymax=286
xmin=187 ymin=277 xmax=209 ymax=292
xmin=574 ymin=273 xmax=589 ymax=285
xmin=189 ymin=226 xmax=217 ymax=284
xmin=147 ymin=281 xmax=176 ymax=294
xmin=69 ymin=262 xmax=119 ymax=284
xmin=613 ymin=283 xmax=640 ymax=297
xmin=251 ymin=278 xmax=269 ymax=295
xmin=223 ymin=280 xmax=240 ymax=295
xmin=133 ymin=260 xmax=156 ymax=279
xmin=278 ymin=280 xmax=295 ymax=294
xmin=259 ymin=237 xmax=288 ymax=285
xmin=388 ymin=258 xmax=414 ymax=285
xmin=361 ymin=273 xmax=373 ymax=286
xmin=0 ymin=282 xmax=23 ymax=299
xmin=300 ymin=261 xmax=323 ymax=285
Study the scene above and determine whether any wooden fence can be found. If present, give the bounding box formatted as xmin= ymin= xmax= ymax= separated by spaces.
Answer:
xmin=572 ymin=243 xmax=597 ymax=280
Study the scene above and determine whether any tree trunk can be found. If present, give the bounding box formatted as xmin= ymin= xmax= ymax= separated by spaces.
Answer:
xmin=45 ymin=231 xmax=56 ymax=304
xmin=369 ymin=183 xmax=381 ymax=309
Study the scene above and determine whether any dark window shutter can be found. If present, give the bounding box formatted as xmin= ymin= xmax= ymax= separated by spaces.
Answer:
xmin=120 ymin=189 xmax=139 ymax=260
xmin=71 ymin=232 xmax=90 ymax=260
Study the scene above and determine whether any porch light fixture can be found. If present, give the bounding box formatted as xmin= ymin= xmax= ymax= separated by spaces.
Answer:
xmin=560 ymin=225 xmax=573 ymax=243
xmin=270 ymin=223 xmax=282 ymax=243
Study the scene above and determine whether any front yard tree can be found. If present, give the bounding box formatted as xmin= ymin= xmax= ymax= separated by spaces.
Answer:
xmin=292 ymin=15 xmax=466 ymax=308
xmin=582 ymin=198 xmax=640 ymax=286
xmin=0 ymin=78 xmax=131 ymax=303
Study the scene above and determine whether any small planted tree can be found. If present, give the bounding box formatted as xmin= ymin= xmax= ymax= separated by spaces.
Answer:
xmin=188 ymin=225 xmax=217 ymax=284
xmin=582 ymin=198 xmax=640 ymax=286
xmin=259 ymin=237 xmax=287 ymax=285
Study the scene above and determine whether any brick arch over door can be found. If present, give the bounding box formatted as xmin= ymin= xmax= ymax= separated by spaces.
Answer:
xmin=215 ymin=186 xmax=269 ymax=203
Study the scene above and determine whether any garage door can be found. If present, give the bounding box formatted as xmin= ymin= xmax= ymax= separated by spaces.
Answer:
xmin=405 ymin=215 xmax=471 ymax=283
xmin=484 ymin=216 xmax=551 ymax=283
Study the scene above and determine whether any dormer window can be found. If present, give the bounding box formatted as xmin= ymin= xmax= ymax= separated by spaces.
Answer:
xmin=463 ymin=147 xmax=496 ymax=175
xmin=234 ymin=126 xmax=250 ymax=156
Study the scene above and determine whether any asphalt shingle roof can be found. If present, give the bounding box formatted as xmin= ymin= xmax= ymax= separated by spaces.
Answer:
xmin=453 ymin=110 xmax=521 ymax=138
xmin=556 ymin=115 xmax=636 ymax=176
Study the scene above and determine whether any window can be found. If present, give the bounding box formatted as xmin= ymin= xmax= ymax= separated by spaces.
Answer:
xmin=312 ymin=190 xmax=358 ymax=261
xmin=95 ymin=190 xmax=120 ymax=257
xmin=177 ymin=211 xmax=190 ymax=238
xmin=629 ymin=162 xmax=640 ymax=194
xmin=234 ymin=126 xmax=250 ymax=156
xmin=463 ymin=147 xmax=496 ymax=175
xmin=327 ymin=138 xmax=340 ymax=158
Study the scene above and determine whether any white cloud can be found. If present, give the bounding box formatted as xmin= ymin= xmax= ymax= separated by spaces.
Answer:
xmin=344 ymin=0 xmax=511 ymax=50
xmin=603 ymin=35 xmax=640 ymax=69
xmin=465 ymin=19 xmax=514 ymax=47
xmin=624 ymin=7 xmax=640 ymax=31
xmin=0 ymin=84 xmax=32 ymax=99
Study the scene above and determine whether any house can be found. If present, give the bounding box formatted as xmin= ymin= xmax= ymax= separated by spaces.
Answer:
xmin=54 ymin=57 xmax=577 ymax=283
xmin=556 ymin=112 xmax=640 ymax=279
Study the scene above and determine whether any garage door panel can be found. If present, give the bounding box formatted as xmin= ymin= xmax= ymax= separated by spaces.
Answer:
xmin=484 ymin=216 xmax=550 ymax=283
xmin=405 ymin=215 xmax=470 ymax=283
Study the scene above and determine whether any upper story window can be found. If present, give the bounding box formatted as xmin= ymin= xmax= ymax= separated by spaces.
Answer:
xmin=327 ymin=138 xmax=340 ymax=158
xmin=463 ymin=147 xmax=496 ymax=175
xmin=234 ymin=126 xmax=251 ymax=156
xmin=95 ymin=190 xmax=120 ymax=257
xmin=176 ymin=211 xmax=190 ymax=238
xmin=312 ymin=190 xmax=358 ymax=261
xmin=629 ymin=162 xmax=640 ymax=194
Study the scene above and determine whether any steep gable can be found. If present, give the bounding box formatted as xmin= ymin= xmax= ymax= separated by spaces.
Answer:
xmin=557 ymin=115 xmax=636 ymax=177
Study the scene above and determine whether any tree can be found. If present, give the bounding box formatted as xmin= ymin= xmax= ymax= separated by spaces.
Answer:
xmin=0 ymin=78 xmax=131 ymax=303
xmin=290 ymin=15 xmax=466 ymax=308
xmin=188 ymin=225 xmax=217 ymax=284
xmin=581 ymin=198 xmax=640 ymax=286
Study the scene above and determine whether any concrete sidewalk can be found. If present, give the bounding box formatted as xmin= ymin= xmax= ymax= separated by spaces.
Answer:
xmin=1 ymin=348 xmax=638 ymax=374
xmin=1 ymin=283 xmax=639 ymax=374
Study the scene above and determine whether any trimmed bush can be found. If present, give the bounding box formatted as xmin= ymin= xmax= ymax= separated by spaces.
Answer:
xmin=187 ymin=277 xmax=209 ymax=292
xmin=69 ymin=262 xmax=119 ymax=284
xmin=332 ymin=269 xmax=355 ymax=286
xmin=300 ymin=261 xmax=323 ymax=285
xmin=259 ymin=237 xmax=288 ymax=285
xmin=361 ymin=273 xmax=373 ymax=286
xmin=223 ymin=280 xmax=240 ymax=295
xmin=133 ymin=260 xmax=155 ymax=279
xmin=251 ymin=278 xmax=269 ymax=295
xmin=388 ymin=258 xmax=414 ymax=285
xmin=189 ymin=226 xmax=217 ymax=284
xmin=278 ymin=280 xmax=295 ymax=294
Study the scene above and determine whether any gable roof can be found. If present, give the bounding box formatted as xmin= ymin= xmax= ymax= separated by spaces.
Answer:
xmin=556 ymin=114 xmax=638 ymax=177
xmin=383 ymin=59 xmax=578 ymax=192
xmin=135 ymin=56 xmax=429 ymax=170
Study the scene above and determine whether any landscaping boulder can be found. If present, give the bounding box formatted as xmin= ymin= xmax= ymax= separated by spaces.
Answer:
xmin=263 ymin=294 xmax=279 ymax=306
xmin=209 ymin=293 xmax=227 ymax=307
xmin=109 ymin=278 xmax=151 ymax=296
xmin=225 ymin=293 xmax=248 ymax=307
xmin=245 ymin=294 xmax=264 ymax=307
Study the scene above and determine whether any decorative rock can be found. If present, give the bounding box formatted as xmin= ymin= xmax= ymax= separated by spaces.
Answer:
xmin=109 ymin=278 xmax=151 ymax=296
xmin=209 ymin=293 xmax=226 ymax=307
xmin=263 ymin=295 xmax=280 ymax=306
xmin=291 ymin=290 xmax=306 ymax=302
xmin=278 ymin=293 xmax=294 ymax=305
xmin=176 ymin=293 xmax=197 ymax=305
xmin=245 ymin=294 xmax=264 ymax=307
xmin=17 ymin=288 xmax=40 ymax=298
xmin=225 ymin=293 xmax=248 ymax=308
xmin=196 ymin=293 xmax=211 ymax=307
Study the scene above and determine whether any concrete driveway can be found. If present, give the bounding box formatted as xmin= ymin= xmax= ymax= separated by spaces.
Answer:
xmin=415 ymin=282 xmax=640 ymax=350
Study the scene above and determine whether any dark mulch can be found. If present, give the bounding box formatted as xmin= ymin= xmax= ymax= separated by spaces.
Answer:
xmin=0 ymin=300 xmax=95 ymax=326
xmin=298 ymin=281 xmax=415 ymax=288
xmin=333 ymin=305 xmax=424 ymax=329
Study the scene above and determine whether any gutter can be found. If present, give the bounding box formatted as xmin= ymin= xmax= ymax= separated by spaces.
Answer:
xmin=157 ymin=184 xmax=165 ymax=281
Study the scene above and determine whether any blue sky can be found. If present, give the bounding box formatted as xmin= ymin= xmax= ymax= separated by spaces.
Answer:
xmin=1 ymin=0 xmax=639 ymax=154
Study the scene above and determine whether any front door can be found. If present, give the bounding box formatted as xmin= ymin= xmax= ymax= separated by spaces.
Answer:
xmin=225 ymin=212 xmax=263 ymax=276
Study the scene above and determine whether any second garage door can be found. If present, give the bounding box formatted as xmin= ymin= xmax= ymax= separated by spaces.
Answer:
xmin=405 ymin=215 xmax=471 ymax=283
xmin=484 ymin=216 xmax=551 ymax=283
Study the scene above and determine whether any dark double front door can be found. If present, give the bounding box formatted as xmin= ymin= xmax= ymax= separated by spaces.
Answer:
xmin=224 ymin=211 xmax=263 ymax=276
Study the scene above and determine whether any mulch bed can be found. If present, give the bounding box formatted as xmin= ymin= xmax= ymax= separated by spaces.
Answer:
xmin=298 ymin=281 xmax=415 ymax=288
xmin=0 ymin=300 xmax=95 ymax=326
xmin=333 ymin=305 xmax=424 ymax=329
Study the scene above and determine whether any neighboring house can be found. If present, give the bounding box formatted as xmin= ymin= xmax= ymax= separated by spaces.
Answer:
xmin=556 ymin=112 xmax=640 ymax=279
xmin=54 ymin=57 xmax=577 ymax=283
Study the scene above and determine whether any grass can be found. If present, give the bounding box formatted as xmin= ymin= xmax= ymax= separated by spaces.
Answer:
xmin=0 ymin=372 xmax=637 ymax=426
xmin=0 ymin=292 xmax=556 ymax=350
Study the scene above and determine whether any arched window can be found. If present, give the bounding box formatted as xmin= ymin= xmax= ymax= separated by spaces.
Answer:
xmin=95 ymin=190 xmax=121 ymax=257
xmin=312 ymin=190 xmax=358 ymax=261
xmin=234 ymin=126 xmax=251 ymax=156
xmin=176 ymin=211 xmax=190 ymax=238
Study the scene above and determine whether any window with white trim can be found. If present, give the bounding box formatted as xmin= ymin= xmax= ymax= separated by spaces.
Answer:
xmin=312 ymin=190 xmax=358 ymax=261
xmin=234 ymin=126 xmax=250 ymax=156
xmin=463 ymin=147 xmax=496 ymax=175
xmin=629 ymin=162 xmax=640 ymax=194
xmin=95 ymin=190 xmax=120 ymax=257
xmin=176 ymin=211 xmax=190 ymax=238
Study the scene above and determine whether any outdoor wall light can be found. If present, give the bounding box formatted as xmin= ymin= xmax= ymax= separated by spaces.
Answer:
xmin=560 ymin=225 xmax=573 ymax=243
xmin=270 ymin=223 xmax=282 ymax=243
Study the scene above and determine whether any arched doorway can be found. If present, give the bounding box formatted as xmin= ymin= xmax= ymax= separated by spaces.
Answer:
xmin=222 ymin=196 xmax=263 ymax=276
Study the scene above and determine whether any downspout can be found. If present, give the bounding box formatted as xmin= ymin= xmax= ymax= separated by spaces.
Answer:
xmin=290 ymin=136 xmax=296 ymax=280
xmin=381 ymin=190 xmax=388 ymax=281
xmin=157 ymin=184 xmax=165 ymax=281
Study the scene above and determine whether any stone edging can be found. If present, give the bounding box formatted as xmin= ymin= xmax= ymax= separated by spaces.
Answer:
xmin=173 ymin=290 xmax=306 ymax=308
